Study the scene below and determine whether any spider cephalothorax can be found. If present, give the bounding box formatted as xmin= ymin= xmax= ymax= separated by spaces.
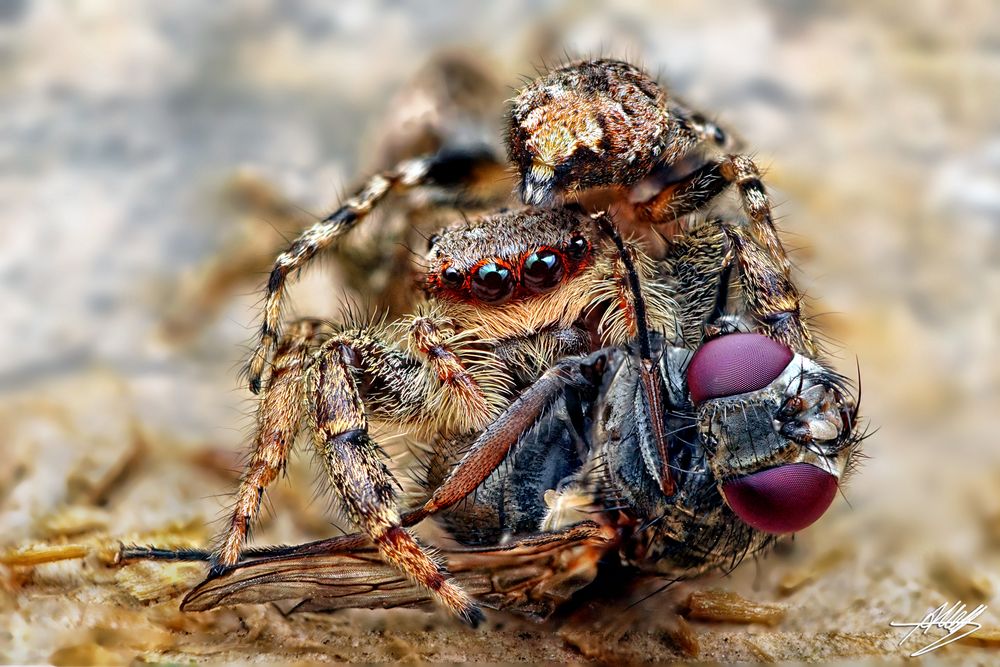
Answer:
xmin=507 ymin=59 xmax=684 ymax=204
xmin=423 ymin=208 xmax=673 ymax=360
xmin=507 ymin=59 xmax=733 ymax=206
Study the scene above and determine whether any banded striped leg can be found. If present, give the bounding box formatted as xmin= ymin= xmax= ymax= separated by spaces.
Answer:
xmin=221 ymin=309 xmax=506 ymax=624
xmin=247 ymin=148 xmax=502 ymax=394
xmin=723 ymin=225 xmax=816 ymax=355
xmin=634 ymin=154 xmax=790 ymax=274
xmin=303 ymin=317 xmax=505 ymax=625
xmin=214 ymin=319 xmax=328 ymax=570
xmin=307 ymin=350 xmax=483 ymax=625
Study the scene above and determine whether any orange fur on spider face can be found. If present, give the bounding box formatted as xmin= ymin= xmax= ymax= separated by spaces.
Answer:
xmin=424 ymin=209 xmax=599 ymax=335
xmin=421 ymin=208 xmax=675 ymax=346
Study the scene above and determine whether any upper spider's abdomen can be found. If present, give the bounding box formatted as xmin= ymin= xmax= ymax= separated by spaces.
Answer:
xmin=506 ymin=59 xmax=681 ymax=205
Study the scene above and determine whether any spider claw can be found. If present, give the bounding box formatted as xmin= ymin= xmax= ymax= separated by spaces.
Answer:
xmin=462 ymin=605 xmax=486 ymax=629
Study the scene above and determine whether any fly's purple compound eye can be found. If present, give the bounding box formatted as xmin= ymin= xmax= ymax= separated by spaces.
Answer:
xmin=722 ymin=463 xmax=838 ymax=534
xmin=686 ymin=333 xmax=794 ymax=404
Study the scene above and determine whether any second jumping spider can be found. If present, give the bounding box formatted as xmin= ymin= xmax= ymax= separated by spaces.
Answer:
xmin=130 ymin=57 xmax=861 ymax=625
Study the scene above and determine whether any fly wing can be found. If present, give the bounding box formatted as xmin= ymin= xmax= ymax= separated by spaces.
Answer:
xmin=181 ymin=522 xmax=613 ymax=619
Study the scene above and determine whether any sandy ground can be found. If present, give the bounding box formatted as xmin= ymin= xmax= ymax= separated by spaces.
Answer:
xmin=2 ymin=1 xmax=1000 ymax=663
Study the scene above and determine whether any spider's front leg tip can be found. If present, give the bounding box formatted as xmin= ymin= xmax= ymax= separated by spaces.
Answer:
xmin=206 ymin=560 xmax=228 ymax=579
xmin=245 ymin=355 xmax=265 ymax=395
xmin=437 ymin=578 xmax=485 ymax=628
xmin=460 ymin=603 xmax=487 ymax=629
xmin=206 ymin=550 xmax=236 ymax=579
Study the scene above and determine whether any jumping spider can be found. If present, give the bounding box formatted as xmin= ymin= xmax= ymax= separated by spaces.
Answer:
xmin=126 ymin=58 xmax=861 ymax=625
xmin=218 ymin=206 xmax=680 ymax=623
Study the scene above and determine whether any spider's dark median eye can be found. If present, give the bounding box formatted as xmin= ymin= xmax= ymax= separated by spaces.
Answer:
xmin=567 ymin=235 xmax=588 ymax=259
xmin=522 ymin=249 xmax=564 ymax=292
xmin=686 ymin=333 xmax=793 ymax=404
xmin=471 ymin=262 xmax=514 ymax=304
xmin=441 ymin=266 xmax=463 ymax=286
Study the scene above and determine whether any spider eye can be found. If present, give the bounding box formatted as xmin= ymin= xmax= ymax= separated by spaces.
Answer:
xmin=441 ymin=266 xmax=463 ymax=286
xmin=712 ymin=125 xmax=727 ymax=146
xmin=471 ymin=262 xmax=513 ymax=304
xmin=427 ymin=233 xmax=440 ymax=250
xmin=567 ymin=235 xmax=588 ymax=259
xmin=686 ymin=333 xmax=793 ymax=404
xmin=522 ymin=249 xmax=564 ymax=292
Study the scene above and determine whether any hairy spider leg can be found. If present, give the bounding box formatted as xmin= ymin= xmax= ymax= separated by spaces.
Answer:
xmin=248 ymin=148 xmax=503 ymax=394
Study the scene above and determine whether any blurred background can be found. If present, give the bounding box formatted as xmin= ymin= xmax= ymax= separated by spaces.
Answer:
xmin=2 ymin=0 xmax=999 ymax=662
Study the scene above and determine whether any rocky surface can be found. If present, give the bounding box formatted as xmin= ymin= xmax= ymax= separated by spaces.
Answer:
xmin=2 ymin=1 xmax=999 ymax=663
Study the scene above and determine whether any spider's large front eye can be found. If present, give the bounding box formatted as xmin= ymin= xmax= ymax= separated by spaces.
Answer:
xmin=471 ymin=262 xmax=514 ymax=304
xmin=522 ymin=249 xmax=564 ymax=293
xmin=686 ymin=333 xmax=793 ymax=404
